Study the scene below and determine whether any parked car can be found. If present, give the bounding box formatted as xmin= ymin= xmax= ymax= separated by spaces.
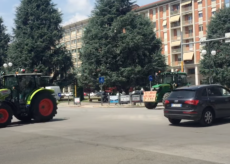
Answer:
xmin=164 ymin=84 xmax=230 ymax=126
xmin=131 ymin=90 xmax=143 ymax=95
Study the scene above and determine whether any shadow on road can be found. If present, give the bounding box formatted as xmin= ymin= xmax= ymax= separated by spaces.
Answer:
xmin=8 ymin=118 xmax=68 ymax=128
xmin=169 ymin=118 xmax=230 ymax=128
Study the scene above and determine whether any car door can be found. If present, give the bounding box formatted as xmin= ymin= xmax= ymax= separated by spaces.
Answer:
xmin=218 ymin=87 xmax=230 ymax=116
xmin=207 ymin=86 xmax=227 ymax=118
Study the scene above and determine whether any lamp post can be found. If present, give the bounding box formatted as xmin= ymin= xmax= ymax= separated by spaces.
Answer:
xmin=3 ymin=62 xmax=13 ymax=74
xmin=202 ymin=50 xmax=216 ymax=84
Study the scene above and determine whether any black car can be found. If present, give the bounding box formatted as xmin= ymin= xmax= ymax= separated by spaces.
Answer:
xmin=164 ymin=84 xmax=230 ymax=126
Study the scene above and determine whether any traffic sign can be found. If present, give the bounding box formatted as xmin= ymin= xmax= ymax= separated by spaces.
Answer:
xmin=149 ymin=75 xmax=153 ymax=81
xmin=99 ymin=77 xmax=104 ymax=84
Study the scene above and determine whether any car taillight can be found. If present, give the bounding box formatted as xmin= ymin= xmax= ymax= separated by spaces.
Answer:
xmin=184 ymin=100 xmax=199 ymax=105
xmin=165 ymin=100 xmax=170 ymax=104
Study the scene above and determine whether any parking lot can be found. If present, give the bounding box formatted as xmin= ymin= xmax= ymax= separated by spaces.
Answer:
xmin=1 ymin=105 xmax=229 ymax=164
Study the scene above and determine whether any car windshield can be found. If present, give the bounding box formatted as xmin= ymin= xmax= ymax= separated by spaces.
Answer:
xmin=169 ymin=90 xmax=196 ymax=99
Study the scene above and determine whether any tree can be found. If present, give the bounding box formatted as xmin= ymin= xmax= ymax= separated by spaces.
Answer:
xmin=9 ymin=0 xmax=73 ymax=83
xmin=0 ymin=17 xmax=10 ymax=68
xmin=80 ymin=0 xmax=166 ymax=93
xmin=200 ymin=7 xmax=230 ymax=87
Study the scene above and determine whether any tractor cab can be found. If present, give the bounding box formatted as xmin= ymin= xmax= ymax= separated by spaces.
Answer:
xmin=157 ymin=72 xmax=188 ymax=88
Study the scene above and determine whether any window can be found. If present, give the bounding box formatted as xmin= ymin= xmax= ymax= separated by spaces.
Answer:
xmin=198 ymin=0 xmax=202 ymax=5
xmin=199 ymin=12 xmax=203 ymax=18
xmin=201 ymin=88 xmax=208 ymax=97
xmin=211 ymin=0 xmax=216 ymax=2
xmin=169 ymin=90 xmax=196 ymax=99
xmin=164 ymin=45 xmax=168 ymax=52
xmin=164 ymin=32 xmax=167 ymax=40
xmin=188 ymin=68 xmax=195 ymax=74
xmin=212 ymin=8 xmax=216 ymax=16
xmin=199 ymin=25 xmax=203 ymax=32
xmin=207 ymin=87 xmax=230 ymax=97
xmin=152 ymin=22 xmax=156 ymax=29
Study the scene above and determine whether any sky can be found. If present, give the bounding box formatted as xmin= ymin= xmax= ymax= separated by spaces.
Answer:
xmin=0 ymin=0 xmax=158 ymax=34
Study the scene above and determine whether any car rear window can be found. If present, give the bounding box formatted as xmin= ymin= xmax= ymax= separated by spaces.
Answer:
xmin=169 ymin=90 xmax=196 ymax=99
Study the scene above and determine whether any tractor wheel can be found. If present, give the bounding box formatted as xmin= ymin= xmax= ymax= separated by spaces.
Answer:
xmin=145 ymin=102 xmax=158 ymax=109
xmin=14 ymin=114 xmax=32 ymax=122
xmin=32 ymin=93 xmax=57 ymax=122
xmin=0 ymin=104 xmax=13 ymax=128
xmin=163 ymin=92 xmax=171 ymax=105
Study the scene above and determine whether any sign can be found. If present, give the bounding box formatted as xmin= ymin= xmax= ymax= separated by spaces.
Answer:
xmin=110 ymin=96 xmax=119 ymax=103
xmin=149 ymin=75 xmax=153 ymax=81
xmin=99 ymin=77 xmax=104 ymax=84
xmin=132 ymin=95 xmax=141 ymax=102
xmin=58 ymin=93 xmax=62 ymax=97
xmin=225 ymin=32 xmax=230 ymax=43
xmin=120 ymin=95 xmax=130 ymax=103
xmin=74 ymin=97 xmax=80 ymax=104
xmin=143 ymin=91 xmax=157 ymax=102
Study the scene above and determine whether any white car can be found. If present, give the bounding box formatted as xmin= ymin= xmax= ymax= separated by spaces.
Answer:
xmin=45 ymin=86 xmax=62 ymax=101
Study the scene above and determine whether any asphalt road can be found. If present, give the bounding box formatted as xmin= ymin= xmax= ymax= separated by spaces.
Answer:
xmin=1 ymin=105 xmax=229 ymax=164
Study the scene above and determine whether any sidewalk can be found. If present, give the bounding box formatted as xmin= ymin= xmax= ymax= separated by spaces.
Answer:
xmin=58 ymin=101 xmax=164 ymax=108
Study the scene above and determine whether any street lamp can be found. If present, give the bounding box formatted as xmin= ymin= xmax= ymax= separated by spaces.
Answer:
xmin=3 ymin=62 xmax=13 ymax=74
xmin=202 ymin=50 xmax=217 ymax=84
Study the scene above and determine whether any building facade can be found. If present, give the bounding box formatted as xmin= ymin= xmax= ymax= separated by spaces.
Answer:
xmin=61 ymin=0 xmax=229 ymax=87
xmin=60 ymin=19 xmax=88 ymax=92
xmin=135 ymin=0 xmax=226 ymax=85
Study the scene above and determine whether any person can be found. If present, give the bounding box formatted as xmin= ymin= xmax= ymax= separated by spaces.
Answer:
xmin=19 ymin=77 xmax=35 ymax=102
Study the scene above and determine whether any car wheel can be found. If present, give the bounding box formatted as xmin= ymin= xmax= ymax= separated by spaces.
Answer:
xmin=168 ymin=118 xmax=181 ymax=125
xmin=199 ymin=109 xmax=214 ymax=126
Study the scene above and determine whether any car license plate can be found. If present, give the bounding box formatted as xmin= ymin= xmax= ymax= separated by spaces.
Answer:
xmin=171 ymin=104 xmax=182 ymax=107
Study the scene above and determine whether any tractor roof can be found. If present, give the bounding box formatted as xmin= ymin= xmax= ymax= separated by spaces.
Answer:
xmin=3 ymin=73 xmax=42 ymax=77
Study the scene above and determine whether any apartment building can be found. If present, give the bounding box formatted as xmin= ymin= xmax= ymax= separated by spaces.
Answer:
xmin=135 ymin=0 xmax=227 ymax=85
xmin=60 ymin=19 xmax=89 ymax=71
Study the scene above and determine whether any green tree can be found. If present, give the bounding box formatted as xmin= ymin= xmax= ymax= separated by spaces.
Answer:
xmin=9 ymin=0 xmax=73 ymax=83
xmin=80 ymin=0 xmax=166 ymax=92
xmin=200 ymin=7 xmax=230 ymax=87
xmin=0 ymin=17 xmax=10 ymax=68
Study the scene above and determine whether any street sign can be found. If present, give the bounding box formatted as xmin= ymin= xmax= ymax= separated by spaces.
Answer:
xmin=120 ymin=95 xmax=130 ymax=104
xmin=149 ymin=75 xmax=153 ymax=81
xmin=99 ymin=77 xmax=104 ymax=84
xmin=131 ymin=95 xmax=141 ymax=102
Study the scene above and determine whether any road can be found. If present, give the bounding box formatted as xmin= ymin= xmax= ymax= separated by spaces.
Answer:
xmin=1 ymin=105 xmax=229 ymax=164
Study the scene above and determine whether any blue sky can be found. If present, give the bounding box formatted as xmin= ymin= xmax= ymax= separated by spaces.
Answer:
xmin=0 ymin=0 xmax=157 ymax=34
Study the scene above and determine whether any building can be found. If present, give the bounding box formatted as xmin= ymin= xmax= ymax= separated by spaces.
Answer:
xmin=60 ymin=19 xmax=89 ymax=71
xmin=135 ymin=0 xmax=227 ymax=85
xmin=61 ymin=0 xmax=229 ymax=87
xmin=60 ymin=19 xmax=89 ymax=93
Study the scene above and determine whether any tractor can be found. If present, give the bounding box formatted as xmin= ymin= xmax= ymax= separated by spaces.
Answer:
xmin=0 ymin=70 xmax=57 ymax=128
xmin=144 ymin=71 xmax=188 ymax=109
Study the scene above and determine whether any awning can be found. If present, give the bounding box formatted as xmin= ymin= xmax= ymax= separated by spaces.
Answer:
xmin=197 ymin=0 xmax=202 ymax=2
xmin=212 ymin=8 xmax=216 ymax=11
xmin=162 ymin=20 xmax=167 ymax=26
xmin=170 ymin=15 xmax=180 ymax=23
xmin=183 ymin=52 xmax=194 ymax=60
xmin=171 ymin=41 xmax=181 ymax=47
xmin=181 ymin=0 xmax=191 ymax=6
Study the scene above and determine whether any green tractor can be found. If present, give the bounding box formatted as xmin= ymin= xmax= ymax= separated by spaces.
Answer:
xmin=144 ymin=71 xmax=188 ymax=109
xmin=0 ymin=71 xmax=57 ymax=128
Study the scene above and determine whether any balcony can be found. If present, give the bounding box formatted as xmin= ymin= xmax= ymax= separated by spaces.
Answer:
xmin=182 ymin=20 xmax=193 ymax=26
xmin=172 ymin=61 xmax=182 ymax=67
xmin=182 ymin=6 xmax=192 ymax=13
xmin=183 ymin=33 xmax=193 ymax=39
xmin=171 ymin=9 xmax=180 ymax=16
xmin=171 ymin=36 xmax=181 ymax=42
xmin=183 ymin=47 xmax=194 ymax=52
xmin=171 ymin=21 xmax=180 ymax=28
xmin=172 ymin=48 xmax=181 ymax=54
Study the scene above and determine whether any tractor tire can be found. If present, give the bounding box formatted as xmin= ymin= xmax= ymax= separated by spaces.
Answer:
xmin=32 ymin=93 xmax=57 ymax=122
xmin=145 ymin=102 xmax=158 ymax=109
xmin=0 ymin=104 xmax=13 ymax=128
xmin=14 ymin=114 xmax=32 ymax=122
xmin=163 ymin=92 xmax=171 ymax=105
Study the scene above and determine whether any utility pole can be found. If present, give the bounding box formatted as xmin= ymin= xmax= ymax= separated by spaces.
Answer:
xmin=180 ymin=31 xmax=184 ymax=72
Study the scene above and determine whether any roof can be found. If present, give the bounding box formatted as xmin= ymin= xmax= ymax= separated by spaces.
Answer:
xmin=175 ymin=84 xmax=223 ymax=90
xmin=135 ymin=0 xmax=171 ymax=12
xmin=3 ymin=73 xmax=43 ymax=77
